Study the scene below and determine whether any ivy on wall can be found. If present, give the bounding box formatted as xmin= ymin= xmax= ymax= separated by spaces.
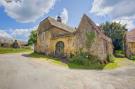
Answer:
xmin=86 ymin=31 xmax=96 ymax=48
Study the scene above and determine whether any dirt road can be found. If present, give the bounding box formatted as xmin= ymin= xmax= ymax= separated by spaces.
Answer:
xmin=0 ymin=53 xmax=135 ymax=89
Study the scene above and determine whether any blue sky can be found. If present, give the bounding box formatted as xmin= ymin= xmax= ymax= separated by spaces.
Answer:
xmin=0 ymin=0 xmax=135 ymax=41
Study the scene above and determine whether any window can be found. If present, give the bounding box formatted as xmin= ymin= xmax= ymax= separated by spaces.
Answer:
xmin=103 ymin=40 xmax=108 ymax=54
xmin=43 ymin=32 xmax=45 ymax=40
xmin=40 ymin=32 xmax=45 ymax=41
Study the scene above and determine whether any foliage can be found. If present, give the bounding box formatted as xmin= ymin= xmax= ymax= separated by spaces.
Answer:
xmin=114 ymin=50 xmax=125 ymax=58
xmin=104 ymin=62 xmax=118 ymax=70
xmin=86 ymin=31 xmax=96 ymax=48
xmin=68 ymin=51 xmax=105 ymax=69
xmin=29 ymin=53 xmax=134 ymax=70
xmin=68 ymin=62 xmax=104 ymax=69
xmin=28 ymin=30 xmax=37 ymax=45
xmin=69 ymin=52 xmax=98 ymax=65
xmin=107 ymin=54 xmax=114 ymax=62
xmin=68 ymin=51 xmax=133 ymax=70
xmin=129 ymin=55 xmax=135 ymax=60
xmin=0 ymin=47 xmax=32 ymax=54
xmin=100 ymin=22 xmax=127 ymax=50
xmin=104 ymin=58 xmax=126 ymax=69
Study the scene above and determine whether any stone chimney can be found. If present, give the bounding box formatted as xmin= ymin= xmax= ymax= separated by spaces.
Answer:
xmin=57 ymin=16 xmax=62 ymax=22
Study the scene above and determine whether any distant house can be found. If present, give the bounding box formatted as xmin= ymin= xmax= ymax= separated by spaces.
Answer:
xmin=35 ymin=14 xmax=113 ymax=62
xmin=12 ymin=40 xmax=21 ymax=48
xmin=12 ymin=40 xmax=28 ymax=48
xmin=125 ymin=29 xmax=135 ymax=57
xmin=0 ymin=37 xmax=13 ymax=48
xmin=0 ymin=36 xmax=28 ymax=48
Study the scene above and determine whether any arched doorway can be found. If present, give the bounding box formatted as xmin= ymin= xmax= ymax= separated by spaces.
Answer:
xmin=55 ymin=41 xmax=64 ymax=57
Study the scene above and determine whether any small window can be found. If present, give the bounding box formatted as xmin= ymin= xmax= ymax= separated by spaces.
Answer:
xmin=40 ymin=32 xmax=45 ymax=41
xmin=43 ymin=32 xmax=45 ymax=40
xmin=103 ymin=40 xmax=107 ymax=54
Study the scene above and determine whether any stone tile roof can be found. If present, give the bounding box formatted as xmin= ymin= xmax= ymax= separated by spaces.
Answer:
xmin=40 ymin=15 xmax=112 ymax=42
xmin=126 ymin=29 xmax=135 ymax=42
xmin=47 ymin=17 xmax=76 ymax=33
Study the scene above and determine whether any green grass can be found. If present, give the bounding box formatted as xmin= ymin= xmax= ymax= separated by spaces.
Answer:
xmin=28 ymin=52 xmax=134 ymax=70
xmin=68 ymin=57 xmax=134 ymax=70
xmin=68 ymin=63 xmax=105 ymax=70
xmin=0 ymin=47 xmax=32 ymax=54
xmin=104 ymin=58 xmax=130 ymax=70
xmin=114 ymin=50 xmax=125 ymax=58
xmin=30 ymin=52 xmax=104 ymax=69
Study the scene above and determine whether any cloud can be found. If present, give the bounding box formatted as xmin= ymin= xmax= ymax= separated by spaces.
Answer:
xmin=11 ymin=26 xmax=38 ymax=41
xmin=0 ymin=26 xmax=37 ymax=42
xmin=12 ymin=29 xmax=32 ymax=38
xmin=0 ymin=0 xmax=56 ymax=23
xmin=113 ymin=17 xmax=135 ymax=30
xmin=60 ymin=8 xmax=68 ymax=24
xmin=90 ymin=0 xmax=135 ymax=30
xmin=0 ymin=30 xmax=13 ymax=39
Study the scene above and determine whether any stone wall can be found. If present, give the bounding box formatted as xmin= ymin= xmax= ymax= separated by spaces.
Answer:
xmin=75 ymin=15 xmax=113 ymax=61
xmin=125 ymin=42 xmax=135 ymax=57
xmin=35 ymin=27 xmax=76 ymax=57
xmin=35 ymin=15 xmax=113 ymax=61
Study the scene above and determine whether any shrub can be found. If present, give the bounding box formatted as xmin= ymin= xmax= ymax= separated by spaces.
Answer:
xmin=69 ymin=52 xmax=100 ymax=66
xmin=107 ymin=54 xmax=114 ymax=62
xmin=114 ymin=50 xmax=125 ymax=58
xmin=129 ymin=55 xmax=135 ymax=60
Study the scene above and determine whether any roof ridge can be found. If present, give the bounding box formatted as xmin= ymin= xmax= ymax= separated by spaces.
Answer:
xmin=47 ymin=16 xmax=76 ymax=33
xmin=80 ymin=14 xmax=112 ymax=41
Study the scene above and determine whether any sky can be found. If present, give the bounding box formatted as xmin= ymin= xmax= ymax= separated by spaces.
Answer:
xmin=0 ymin=0 xmax=135 ymax=41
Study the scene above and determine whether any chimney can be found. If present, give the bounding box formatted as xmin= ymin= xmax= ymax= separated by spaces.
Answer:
xmin=57 ymin=16 xmax=62 ymax=22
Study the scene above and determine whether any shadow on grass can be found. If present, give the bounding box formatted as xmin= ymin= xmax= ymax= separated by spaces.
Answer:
xmin=68 ymin=63 xmax=105 ymax=70
xmin=22 ymin=52 xmax=67 ymax=65
xmin=23 ymin=52 xmax=107 ymax=70
xmin=22 ymin=52 xmax=60 ymax=60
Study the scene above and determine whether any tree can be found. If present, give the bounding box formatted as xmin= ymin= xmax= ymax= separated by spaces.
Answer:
xmin=28 ymin=30 xmax=37 ymax=45
xmin=100 ymin=22 xmax=127 ymax=50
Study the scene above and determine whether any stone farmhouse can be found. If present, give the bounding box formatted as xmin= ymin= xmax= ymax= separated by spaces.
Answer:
xmin=35 ymin=14 xmax=113 ymax=62
xmin=125 ymin=29 xmax=135 ymax=57
xmin=0 ymin=37 xmax=13 ymax=48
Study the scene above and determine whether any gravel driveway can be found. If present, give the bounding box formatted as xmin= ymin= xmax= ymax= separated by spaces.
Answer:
xmin=0 ymin=53 xmax=135 ymax=89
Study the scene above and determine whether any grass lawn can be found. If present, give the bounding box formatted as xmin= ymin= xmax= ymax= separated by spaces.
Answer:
xmin=28 ymin=52 xmax=135 ymax=70
xmin=69 ymin=58 xmax=135 ymax=70
xmin=68 ymin=63 xmax=104 ymax=70
xmin=104 ymin=58 xmax=126 ymax=70
xmin=0 ymin=47 xmax=32 ymax=54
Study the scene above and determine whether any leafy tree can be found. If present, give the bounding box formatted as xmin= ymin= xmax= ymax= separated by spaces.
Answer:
xmin=100 ymin=22 xmax=127 ymax=50
xmin=28 ymin=30 xmax=37 ymax=45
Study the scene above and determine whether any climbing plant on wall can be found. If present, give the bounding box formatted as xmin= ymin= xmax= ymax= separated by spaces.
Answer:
xmin=86 ymin=31 xmax=96 ymax=48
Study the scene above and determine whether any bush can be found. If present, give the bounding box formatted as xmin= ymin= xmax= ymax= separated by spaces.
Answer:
xmin=68 ymin=52 xmax=106 ymax=69
xmin=69 ymin=52 xmax=100 ymax=66
xmin=114 ymin=50 xmax=125 ymax=58
xmin=107 ymin=54 xmax=114 ymax=62
xmin=129 ymin=55 xmax=135 ymax=60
